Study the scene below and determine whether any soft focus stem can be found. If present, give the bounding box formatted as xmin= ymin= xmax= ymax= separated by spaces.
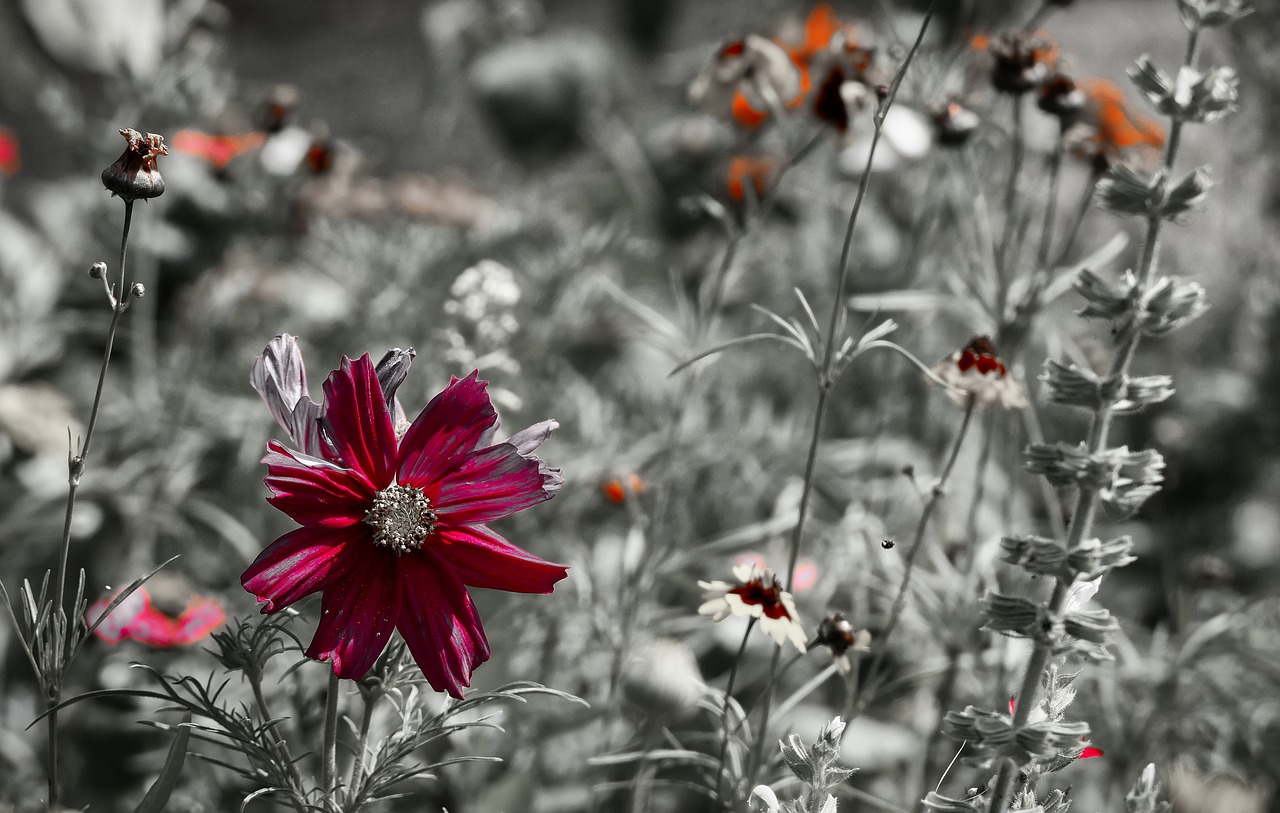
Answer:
xmin=854 ymin=394 xmax=975 ymax=716
xmin=748 ymin=5 xmax=937 ymax=785
xmin=323 ymin=671 xmax=341 ymax=808
xmin=348 ymin=690 xmax=378 ymax=803
xmin=249 ymin=667 xmax=307 ymax=812
xmin=987 ymin=23 xmax=1202 ymax=813
xmin=715 ymin=618 xmax=755 ymax=807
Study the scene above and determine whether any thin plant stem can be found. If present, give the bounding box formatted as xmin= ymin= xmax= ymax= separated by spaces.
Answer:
xmin=714 ymin=618 xmax=755 ymax=807
xmin=47 ymin=198 xmax=135 ymax=809
xmin=986 ymin=26 xmax=1203 ymax=813
xmin=1052 ymin=166 xmax=1102 ymax=268
xmin=348 ymin=690 xmax=378 ymax=803
xmin=323 ymin=671 xmax=341 ymax=808
xmin=250 ymin=668 xmax=308 ymax=813
xmin=852 ymin=394 xmax=976 ymax=716
xmin=997 ymin=96 xmax=1026 ymax=318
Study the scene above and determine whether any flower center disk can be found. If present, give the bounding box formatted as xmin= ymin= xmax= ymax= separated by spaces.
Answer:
xmin=366 ymin=484 xmax=437 ymax=554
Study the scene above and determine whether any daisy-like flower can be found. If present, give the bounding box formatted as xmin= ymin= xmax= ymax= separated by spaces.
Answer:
xmin=931 ymin=336 xmax=1029 ymax=410
xmin=698 ymin=564 xmax=807 ymax=652
xmin=812 ymin=611 xmax=872 ymax=674
xmin=241 ymin=350 xmax=568 ymax=697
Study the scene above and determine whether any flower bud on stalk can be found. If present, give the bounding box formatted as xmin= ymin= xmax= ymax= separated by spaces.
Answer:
xmin=102 ymin=128 xmax=168 ymax=202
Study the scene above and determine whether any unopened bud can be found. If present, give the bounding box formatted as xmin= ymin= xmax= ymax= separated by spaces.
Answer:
xmin=130 ymin=283 xmax=146 ymax=300
xmin=88 ymin=261 xmax=108 ymax=279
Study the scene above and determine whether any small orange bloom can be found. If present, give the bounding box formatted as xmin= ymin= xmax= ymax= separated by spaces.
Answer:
xmin=731 ymin=92 xmax=770 ymax=129
xmin=726 ymin=155 xmax=776 ymax=202
xmin=603 ymin=479 xmax=626 ymax=504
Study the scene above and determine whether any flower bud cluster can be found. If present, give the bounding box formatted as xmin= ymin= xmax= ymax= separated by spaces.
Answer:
xmin=1130 ymin=56 xmax=1239 ymax=124
xmin=1041 ymin=360 xmax=1174 ymax=414
xmin=1000 ymin=534 xmax=1137 ymax=582
xmin=779 ymin=717 xmax=856 ymax=794
xmin=1096 ymin=163 xmax=1213 ymax=221
xmin=941 ymin=706 xmax=1091 ymax=763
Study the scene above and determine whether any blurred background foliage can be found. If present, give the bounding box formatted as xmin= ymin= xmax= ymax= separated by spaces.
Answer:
xmin=0 ymin=0 xmax=1277 ymax=811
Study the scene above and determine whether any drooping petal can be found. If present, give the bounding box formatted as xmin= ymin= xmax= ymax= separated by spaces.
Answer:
xmin=263 ymin=441 xmax=375 ymax=527
xmin=321 ymin=355 xmax=397 ymax=487
xmin=432 ymin=442 xmax=562 ymax=525
xmin=251 ymin=334 xmax=325 ymax=454
xmin=396 ymin=372 xmax=497 ymax=490
xmin=397 ymin=552 xmax=492 ymax=698
xmin=305 ymin=549 xmax=401 ymax=680
xmin=374 ymin=346 xmax=416 ymax=409
xmin=504 ymin=419 xmax=559 ymax=456
xmin=436 ymin=525 xmax=568 ymax=594
xmin=241 ymin=524 xmax=366 ymax=613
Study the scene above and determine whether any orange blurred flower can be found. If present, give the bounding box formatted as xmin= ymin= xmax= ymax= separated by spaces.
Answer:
xmin=602 ymin=473 xmax=646 ymax=504
xmin=1075 ymin=78 xmax=1165 ymax=162
xmin=726 ymin=155 xmax=776 ymax=202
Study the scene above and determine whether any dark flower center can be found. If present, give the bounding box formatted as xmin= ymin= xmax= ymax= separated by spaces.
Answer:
xmin=366 ymin=484 xmax=437 ymax=554
xmin=729 ymin=577 xmax=791 ymax=620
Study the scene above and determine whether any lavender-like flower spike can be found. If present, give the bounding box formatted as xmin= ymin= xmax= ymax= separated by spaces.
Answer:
xmin=251 ymin=334 xmax=325 ymax=457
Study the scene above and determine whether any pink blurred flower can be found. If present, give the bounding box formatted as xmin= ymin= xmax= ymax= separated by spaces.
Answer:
xmin=88 ymin=588 xmax=225 ymax=647
xmin=242 ymin=354 xmax=567 ymax=696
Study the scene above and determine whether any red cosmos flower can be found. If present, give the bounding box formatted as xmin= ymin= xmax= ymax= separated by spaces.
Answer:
xmin=88 ymin=587 xmax=225 ymax=647
xmin=0 ymin=127 xmax=19 ymax=177
xmin=172 ymin=129 xmax=267 ymax=172
xmin=242 ymin=354 xmax=568 ymax=696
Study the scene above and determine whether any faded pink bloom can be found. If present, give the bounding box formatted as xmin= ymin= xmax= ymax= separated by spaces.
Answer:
xmin=242 ymin=354 xmax=567 ymax=696
xmin=88 ymin=587 xmax=225 ymax=647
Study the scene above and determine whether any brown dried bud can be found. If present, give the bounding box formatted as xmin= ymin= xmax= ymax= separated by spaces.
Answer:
xmin=1039 ymin=74 xmax=1086 ymax=126
xmin=102 ymin=128 xmax=168 ymax=202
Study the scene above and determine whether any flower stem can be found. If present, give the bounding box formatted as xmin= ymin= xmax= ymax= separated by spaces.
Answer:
xmin=46 ymin=198 xmax=136 ymax=809
xmin=348 ymin=690 xmax=378 ymax=804
xmin=853 ymin=394 xmax=976 ymax=716
xmin=715 ymin=618 xmax=755 ymax=807
xmin=322 ymin=670 xmax=341 ymax=809
xmin=249 ymin=667 xmax=308 ymax=813
xmin=748 ymin=4 xmax=937 ymax=786
xmin=997 ymin=95 xmax=1026 ymax=317
xmin=986 ymin=25 xmax=1202 ymax=813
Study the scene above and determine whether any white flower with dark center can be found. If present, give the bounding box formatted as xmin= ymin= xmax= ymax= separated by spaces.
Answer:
xmin=698 ymin=564 xmax=807 ymax=652
xmin=931 ymin=335 xmax=1029 ymax=410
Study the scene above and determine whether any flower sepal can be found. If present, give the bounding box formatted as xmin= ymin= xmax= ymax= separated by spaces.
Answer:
xmin=1177 ymin=0 xmax=1254 ymax=30
xmin=1000 ymin=534 xmax=1137 ymax=582
xmin=942 ymin=705 xmax=1091 ymax=764
xmin=1130 ymin=56 xmax=1239 ymax=124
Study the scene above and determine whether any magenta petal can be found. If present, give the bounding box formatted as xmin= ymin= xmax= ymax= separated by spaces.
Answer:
xmin=263 ymin=441 xmax=374 ymax=527
xmin=321 ymin=355 xmax=397 ymax=487
xmin=432 ymin=442 xmax=561 ymax=525
xmin=437 ymin=525 xmax=568 ymax=594
xmin=396 ymin=372 xmax=497 ymax=491
xmin=241 ymin=524 xmax=365 ymax=613
xmin=397 ymin=552 xmax=491 ymax=698
xmin=305 ymin=549 xmax=401 ymax=680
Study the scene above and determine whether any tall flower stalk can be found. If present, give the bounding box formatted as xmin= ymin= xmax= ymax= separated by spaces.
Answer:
xmin=930 ymin=3 xmax=1246 ymax=811
xmin=746 ymin=0 xmax=940 ymax=791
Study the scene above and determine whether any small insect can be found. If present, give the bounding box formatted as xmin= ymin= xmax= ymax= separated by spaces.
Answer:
xmin=881 ymin=539 xmax=895 ymax=550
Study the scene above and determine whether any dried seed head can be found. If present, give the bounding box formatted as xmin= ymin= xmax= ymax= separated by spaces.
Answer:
xmin=102 ymin=128 xmax=168 ymax=202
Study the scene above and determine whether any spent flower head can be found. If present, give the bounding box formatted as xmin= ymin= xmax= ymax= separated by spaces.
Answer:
xmin=811 ymin=611 xmax=871 ymax=674
xmin=102 ymin=128 xmax=168 ymax=202
xmin=698 ymin=563 xmax=806 ymax=652
xmin=241 ymin=346 xmax=568 ymax=696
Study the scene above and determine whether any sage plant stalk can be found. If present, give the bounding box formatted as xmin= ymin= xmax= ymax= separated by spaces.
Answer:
xmin=929 ymin=2 xmax=1246 ymax=811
